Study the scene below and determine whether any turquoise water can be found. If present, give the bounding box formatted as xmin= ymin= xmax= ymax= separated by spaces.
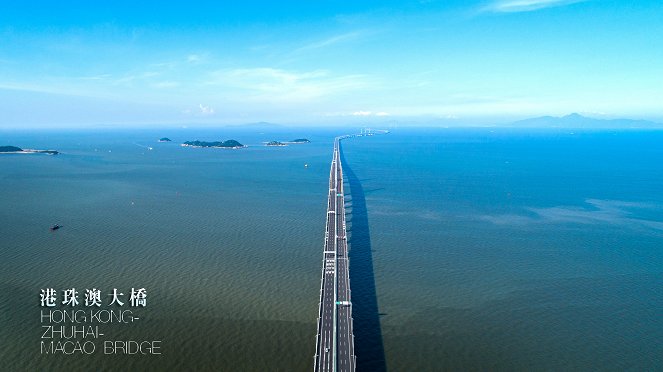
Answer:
xmin=342 ymin=129 xmax=663 ymax=371
xmin=1 ymin=127 xmax=662 ymax=370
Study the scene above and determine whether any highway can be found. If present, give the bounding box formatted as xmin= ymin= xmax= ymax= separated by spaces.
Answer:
xmin=314 ymin=136 xmax=356 ymax=372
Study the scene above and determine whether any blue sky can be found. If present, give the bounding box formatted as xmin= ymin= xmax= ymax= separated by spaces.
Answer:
xmin=1 ymin=0 xmax=662 ymax=127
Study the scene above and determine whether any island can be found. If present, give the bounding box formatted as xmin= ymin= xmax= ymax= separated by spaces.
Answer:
xmin=181 ymin=140 xmax=245 ymax=149
xmin=159 ymin=137 xmax=172 ymax=142
xmin=289 ymin=138 xmax=311 ymax=144
xmin=0 ymin=145 xmax=59 ymax=155
xmin=266 ymin=141 xmax=287 ymax=147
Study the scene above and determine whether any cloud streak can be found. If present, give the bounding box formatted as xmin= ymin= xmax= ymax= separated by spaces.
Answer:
xmin=295 ymin=31 xmax=362 ymax=52
xmin=484 ymin=0 xmax=588 ymax=13
xmin=205 ymin=67 xmax=370 ymax=102
xmin=352 ymin=111 xmax=390 ymax=117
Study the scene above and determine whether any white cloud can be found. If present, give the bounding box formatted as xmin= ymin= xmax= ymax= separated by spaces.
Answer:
xmin=111 ymin=71 xmax=160 ymax=86
xmin=484 ymin=0 xmax=588 ymax=13
xmin=206 ymin=67 xmax=370 ymax=102
xmin=351 ymin=111 xmax=390 ymax=117
xmin=153 ymin=81 xmax=180 ymax=88
xmin=295 ymin=32 xmax=362 ymax=52
xmin=187 ymin=54 xmax=209 ymax=63
xmin=199 ymin=104 xmax=215 ymax=115
xmin=77 ymin=74 xmax=112 ymax=81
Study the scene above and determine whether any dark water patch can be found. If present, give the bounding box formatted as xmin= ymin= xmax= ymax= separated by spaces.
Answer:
xmin=383 ymin=274 xmax=663 ymax=371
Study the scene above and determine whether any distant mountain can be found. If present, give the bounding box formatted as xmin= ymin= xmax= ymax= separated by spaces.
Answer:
xmin=509 ymin=113 xmax=663 ymax=128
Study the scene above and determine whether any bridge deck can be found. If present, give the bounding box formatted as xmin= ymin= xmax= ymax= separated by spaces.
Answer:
xmin=314 ymin=138 xmax=356 ymax=372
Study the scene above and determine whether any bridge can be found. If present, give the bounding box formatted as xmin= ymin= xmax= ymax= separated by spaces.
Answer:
xmin=314 ymin=135 xmax=356 ymax=372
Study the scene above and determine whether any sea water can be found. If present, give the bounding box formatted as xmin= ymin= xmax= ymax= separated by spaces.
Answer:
xmin=1 ymin=127 xmax=661 ymax=371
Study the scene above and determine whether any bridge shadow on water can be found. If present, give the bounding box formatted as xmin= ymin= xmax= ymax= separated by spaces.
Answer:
xmin=340 ymin=144 xmax=387 ymax=372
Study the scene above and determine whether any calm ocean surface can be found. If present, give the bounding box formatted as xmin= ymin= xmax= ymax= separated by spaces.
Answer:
xmin=1 ymin=127 xmax=662 ymax=371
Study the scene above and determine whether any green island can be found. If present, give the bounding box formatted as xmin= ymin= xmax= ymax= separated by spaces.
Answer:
xmin=0 ymin=145 xmax=58 ymax=154
xmin=181 ymin=140 xmax=245 ymax=149
xmin=289 ymin=138 xmax=311 ymax=143
xmin=0 ymin=146 xmax=23 ymax=152
xmin=266 ymin=141 xmax=287 ymax=146
xmin=159 ymin=137 xmax=172 ymax=142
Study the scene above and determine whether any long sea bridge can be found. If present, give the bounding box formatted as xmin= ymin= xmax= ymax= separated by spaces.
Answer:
xmin=313 ymin=135 xmax=356 ymax=372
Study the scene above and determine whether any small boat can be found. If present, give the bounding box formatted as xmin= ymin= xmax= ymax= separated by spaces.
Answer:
xmin=304 ymin=163 xmax=309 ymax=168
xmin=50 ymin=224 xmax=61 ymax=231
